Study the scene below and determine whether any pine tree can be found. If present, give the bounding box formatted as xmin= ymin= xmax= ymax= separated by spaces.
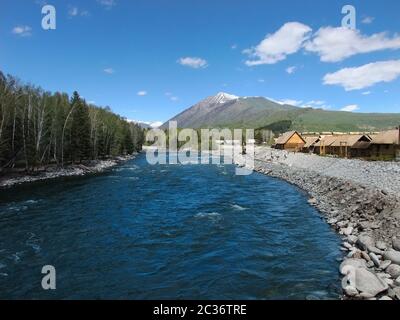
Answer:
xmin=70 ymin=92 xmax=91 ymax=163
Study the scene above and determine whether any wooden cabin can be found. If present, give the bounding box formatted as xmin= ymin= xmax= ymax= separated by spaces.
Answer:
xmin=369 ymin=128 xmax=400 ymax=160
xmin=274 ymin=131 xmax=306 ymax=151
xmin=302 ymin=136 xmax=320 ymax=153
xmin=315 ymin=134 xmax=372 ymax=158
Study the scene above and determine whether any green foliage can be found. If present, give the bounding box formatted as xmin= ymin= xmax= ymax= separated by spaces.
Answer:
xmin=0 ymin=71 xmax=144 ymax=170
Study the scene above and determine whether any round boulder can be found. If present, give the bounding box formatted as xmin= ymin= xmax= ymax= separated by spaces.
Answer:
xmin=383 ymin=250 xmax=400 ymax=265
xmin=386 ymin=264 xmax=400 ymax=278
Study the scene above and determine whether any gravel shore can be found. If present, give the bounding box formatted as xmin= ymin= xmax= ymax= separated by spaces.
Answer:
xmin=0 ymin=154 xmax=137 ymax=189
xmin=243 ymin=146 xmax=400 ymax=300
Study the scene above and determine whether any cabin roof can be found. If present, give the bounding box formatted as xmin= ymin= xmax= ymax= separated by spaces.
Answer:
xmin=303 ymin=136 xmax=320 ymax=148
xmin=315 ymin=134 xmax=371 ymax=148
xmin=275 ymin=131 xmax=305 ymax=145
xmin=371 ymin=129 xmax=400 ymax=145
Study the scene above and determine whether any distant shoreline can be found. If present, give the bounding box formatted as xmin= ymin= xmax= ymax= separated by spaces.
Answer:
xmin=0 ymin=154 xmax=138 ymax=189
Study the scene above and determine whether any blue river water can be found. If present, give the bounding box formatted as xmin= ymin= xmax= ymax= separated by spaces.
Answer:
xmin=0 ymin=153 xmax=342 ymax=299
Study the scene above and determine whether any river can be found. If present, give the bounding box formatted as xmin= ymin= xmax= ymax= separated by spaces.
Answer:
xmin=0 ymin=153 xmax=342 ymax=299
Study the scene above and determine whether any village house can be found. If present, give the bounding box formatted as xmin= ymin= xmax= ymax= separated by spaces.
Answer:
xmin=273 ymin=131 xmax=306 ymax=151
xmin=302 ymin=136 xmax=320 ymax=153
xmin=369 ymin=128 xmax=400 ymax=160
xmin=314 ymin=134 xmax=372 ymax=158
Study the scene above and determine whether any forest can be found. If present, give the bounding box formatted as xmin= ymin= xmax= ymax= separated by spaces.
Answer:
xmin=0 ymin=71 xmax=144 ymax=172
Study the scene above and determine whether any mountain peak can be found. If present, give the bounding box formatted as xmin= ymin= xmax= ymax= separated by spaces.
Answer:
xmin=206 ymin=92 xmax=239 ymax=105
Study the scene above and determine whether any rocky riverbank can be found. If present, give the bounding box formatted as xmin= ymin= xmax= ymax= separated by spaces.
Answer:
xmin=0 ymin=154 xmax=138 ymax=189
xmin=242 ymin=147 xmax=400 ymax=300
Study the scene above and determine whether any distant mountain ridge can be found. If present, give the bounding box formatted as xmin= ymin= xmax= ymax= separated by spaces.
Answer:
xmin=161 ymin=93 xmax=400 ymax=132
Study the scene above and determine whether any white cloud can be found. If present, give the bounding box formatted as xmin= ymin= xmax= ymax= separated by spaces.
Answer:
xmin=258 ymin=79 xmax=265 ymax=83
xmin=305 ymin=27 xmax=400 ymax=62
xmin=177 ymin=57 xmax=208 ymax=69
xmin=103 ymin=68 xmax=115 ymax=74
xmin=362 ymin=16 xmax=375 ymax=24
xmin=286 ymin=66 xmax=297 ymax=74
xmin=231 ymin=44 xmax=238 ymax=50
xmin=137 ymin=91 xmax=147 ymax=96
xmin=267 ymin=97 xmax=302 ymax=106
xmin=68 ymin=7 xmax=90 ymax=17
xmin=244 ymin=22 xmax=312 ymax=66
xmin=280 ymin=99 xmax=303 ymax=106
xmin=12 ymin=25 xmax=32 ymax=37
xmin=150 ymin=121 xmax=163 ymax=128
xmin=68 ymin=7 xmax=79 ymax=16
xmin=323 ymin=60 xmax=400 ymax=91
xmin=170 ymin=96 xmax=179 ymax=101
xmin=341 ymin=104 xmax=359 ymax=112
xmin=97 ymin=0 xmax=116 ymax=9
xmin=362 ymin=91 xmax=371 ymax=95
xmin=128 ymin=120 xmax=163 ymax=128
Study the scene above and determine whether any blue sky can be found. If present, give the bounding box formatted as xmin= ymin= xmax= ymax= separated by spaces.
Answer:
xmin=1 ymin=0 xmax=400 ymax=125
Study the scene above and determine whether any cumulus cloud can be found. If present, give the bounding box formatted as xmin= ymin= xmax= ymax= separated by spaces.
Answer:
xmin=97 ymin=0 xmax=116 ymax=9
xmin=304 ymin=27 xmax=400 ymax=62
xmin=12 ymin=25 xmax=32 ymax=37
xmin=244 ymin=22 xmax=312 ymax=66
xmin=362 ymin=16 xmax=375 ymax=24
xmin=177 ymin=57 xmax=208 ymax=69
xmin=341 ymin=104 xmax=359 ymax=112
xmin=137 ymin=91 xmax=147 ymax=96
xmin=103 ymin=68 xmax=115 ymax=74
xmin=323 ymin=60 xmax=400 ymax=91
xmin=286 ymin=66 xmax=297 ymax=74
xmin=68 ymin=6 xmax=89 ymax=17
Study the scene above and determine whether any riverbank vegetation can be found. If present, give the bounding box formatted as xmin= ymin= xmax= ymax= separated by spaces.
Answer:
xmin=0 ymin=71 xmax=144 ymax=172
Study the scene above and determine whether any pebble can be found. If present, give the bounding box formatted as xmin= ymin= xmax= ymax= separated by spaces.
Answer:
xmin=383 ymin=250 xmax=400 ymax=265
xmin=369 ymin=252 xmax=380 ymax=267
xmin=357 ymin=234 xmax=375 ymax=252
xmin=386 ymin=264 xmax=400 ymax=278
xmin=380 ymin=260 xmax=392 ymax=270
xmin=393 ymin=238 xmax=400 ymax=251
xmin=376 ymin=241 xmax=387 ymax=251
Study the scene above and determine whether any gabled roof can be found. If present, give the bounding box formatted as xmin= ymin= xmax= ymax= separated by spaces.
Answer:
xmin=372 ymin=129 xmax=400 ymax=145
xmin=314 ymin=134 xmax=371 ymax=148
xmin=303 ymin=136 xmax=320 ymax=148
xmin=329 ymin=134 xmax=371 ymax=147
xmin=275 ymin=131 xmax=305 ymax=145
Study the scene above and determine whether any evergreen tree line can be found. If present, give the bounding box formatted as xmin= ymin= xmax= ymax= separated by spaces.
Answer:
xmin=0 ymin=72 xmax=144 ymax=171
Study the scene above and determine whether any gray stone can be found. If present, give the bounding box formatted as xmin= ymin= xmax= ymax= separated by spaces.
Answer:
xmin=393 ymin=238 xmax=400 ymax=251
xmin=357 ymin=234 xmax=375 ymax=251
xmin=395 ymin=276 xmax=400 ymax=286
xmin=383 ymin=250 xmax=400 ymax=265
xmin=343 ymin=227 xmax=353 ymax=236
xmin=394 ymin=287 xmax=400 ymax=300
xmin=376 ymin=241 xmax=387 ymax=251
xmin=369 ymin=252 xmax=380 ymax=267
xmin=380 ymin=260 xmax=392 ymax=270
xmin=343 ymin=242 xmax=353 ymax=250
xmin=347 ymin=235 xmax=358 ymax=245
xmin=361 ymin=251 xmax=371 ymax=262
xmin=386 ymin=264 xmax=400 ymax=278
xmin=379 ymin=296 xmax=392 ymax=300
xmin=344 ymin=286 xmax=358 ymax=297
xmin=339 ymin=258 xmax=367 ymax=275
xmin=308 ymin=198 xmax=317 ymax=205
xmin=351 ymin=268 xmax=389 ymax=297
xmin=368 ymin=246 xmax=384 ymax=255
